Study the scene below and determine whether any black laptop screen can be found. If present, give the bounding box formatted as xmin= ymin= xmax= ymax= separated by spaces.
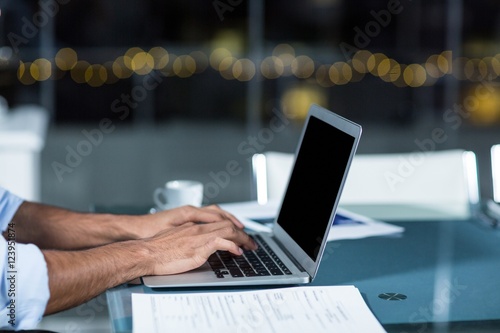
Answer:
xmin=277 ymin=115 xmax=355 ymax=261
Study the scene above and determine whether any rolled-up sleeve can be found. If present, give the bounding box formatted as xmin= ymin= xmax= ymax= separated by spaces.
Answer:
xmin=0 ymin=187 xmax=50 ymax=329
xmin=0 ymin=188 xmax=23 ymax=231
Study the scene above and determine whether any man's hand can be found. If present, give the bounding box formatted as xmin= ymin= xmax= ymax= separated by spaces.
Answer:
xmin=141 ymin=216 xmax=257 ymax=276
xmin=12 ymin=199 xmax=258 ymax=315
xmin=131 ymin=204 xmax=246 ymax=239
xmin=11 ymin=201 xmax=247 ymax=250
xmin=43 ymin=207 xmax=257 ymax=314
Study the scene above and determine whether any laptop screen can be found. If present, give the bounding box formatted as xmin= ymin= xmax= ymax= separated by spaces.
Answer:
xmin=276 ymin=114 xmax=356 ymax=261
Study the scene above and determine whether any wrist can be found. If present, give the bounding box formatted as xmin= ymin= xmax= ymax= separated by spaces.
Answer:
xmin=103 ymin=213 xmax=145 ymax=241
xmin=116 ymin=213 xmax=166 ymax=240
xmin=108 ymin=238 xmax=153 ymax=280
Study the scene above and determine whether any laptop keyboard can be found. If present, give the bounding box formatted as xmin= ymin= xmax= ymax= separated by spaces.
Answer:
xmin=207 ymin=235 xmax=292 ymax=278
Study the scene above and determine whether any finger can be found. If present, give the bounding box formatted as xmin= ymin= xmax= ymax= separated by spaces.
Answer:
xmin=205 ymin=237 xmax=244 ymax=257
xmin=166 ymin=219 xmax=258 ymax=252
xmin=202 ymin=205 xmax=245 ymax=229
xmin=202 ymin=221 xmax=258 ymax=251
xmin=180 ymin=206 xmax=245 ymax=229
xmin=154 ymin=206 xmax=226 ymax=227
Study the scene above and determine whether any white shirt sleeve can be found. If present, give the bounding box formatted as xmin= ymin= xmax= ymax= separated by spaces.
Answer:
xmin=0 ymin=188 xmax=23 ymax=232
xmin=0 ymin=187 xmax=50 ymax=329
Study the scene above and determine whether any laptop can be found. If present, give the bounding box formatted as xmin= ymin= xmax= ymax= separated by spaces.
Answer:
xmin=142 ymin=104 xmax=362 ymax=288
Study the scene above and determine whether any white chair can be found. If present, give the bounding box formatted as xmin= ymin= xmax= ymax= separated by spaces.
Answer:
xmin=252 ymin=149 xmax=480 ymax=220
xmin=252 ymin=151 xmax=295 ymax=205
xmin=0 ymin=105 xmax=49 ymax=201
xmin=491 ymin=144 xmax=500 ymax=203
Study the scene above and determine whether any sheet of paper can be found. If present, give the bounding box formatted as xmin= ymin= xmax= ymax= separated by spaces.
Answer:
xmin=132 ymin=286 xmax=387 ymax=333
xmin=219 ymin=200 xmax=404 ymax=241
xmin=328 ymin=207 xmax=404 ymax=241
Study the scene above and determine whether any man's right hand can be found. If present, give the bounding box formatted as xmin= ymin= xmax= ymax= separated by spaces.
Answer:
xmin=140 ymin=218 xmax=258 ymax=276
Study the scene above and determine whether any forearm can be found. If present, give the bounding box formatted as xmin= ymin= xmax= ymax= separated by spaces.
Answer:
xmin=42 ymin=216 xmax=257 ymax=315
xmin=11 ymin=202 xmax=142 ymax=250
xmin=43 ymin=239 xmax=150 ymax=314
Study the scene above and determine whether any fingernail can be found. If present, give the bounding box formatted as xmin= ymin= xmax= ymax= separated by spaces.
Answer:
xmin=239 ymin=247 xmax=244 ymax=255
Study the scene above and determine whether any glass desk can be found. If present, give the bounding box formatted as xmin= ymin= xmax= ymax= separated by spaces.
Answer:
xmin=103 ymin=207 xmax=500 ymax=333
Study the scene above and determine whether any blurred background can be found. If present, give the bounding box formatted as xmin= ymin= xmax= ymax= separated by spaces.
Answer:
xmin=0 ymin=0 xmax=499 ymax=211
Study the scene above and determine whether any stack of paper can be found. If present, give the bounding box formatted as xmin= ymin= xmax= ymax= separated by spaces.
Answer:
xmin=219 ymin=200 xmax=404 ymax=241
xmin=132 ymin=285 xmax=386 ymax=333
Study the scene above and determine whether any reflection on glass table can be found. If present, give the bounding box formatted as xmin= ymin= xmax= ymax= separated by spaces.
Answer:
xmin=100 ymin=203 xmax=500 ymax=333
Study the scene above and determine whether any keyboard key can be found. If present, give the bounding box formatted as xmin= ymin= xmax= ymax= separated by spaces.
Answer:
xmin=208 ymin=236 xmax=291 ymax=279
xmin=229 ymin=268 xmax=244 ymax=277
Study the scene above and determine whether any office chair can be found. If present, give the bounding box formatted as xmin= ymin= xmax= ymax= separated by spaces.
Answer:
xmin=252 ymin=151 xmax=294 ymax=205
xmin=252 ymin=149 xmax=480 ymax=220
xmin=491 ymin=144 xmax=500 ymax=203
xmin=483 ymin=144 xmax=500 ymax=224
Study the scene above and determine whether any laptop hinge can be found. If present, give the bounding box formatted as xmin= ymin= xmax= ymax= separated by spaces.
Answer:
xmin=271 ymin=236 xmax=308 ymax=273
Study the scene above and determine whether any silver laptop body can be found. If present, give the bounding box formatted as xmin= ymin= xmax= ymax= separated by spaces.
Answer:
xmin=142 ymin=104 xmax=362 ymax=288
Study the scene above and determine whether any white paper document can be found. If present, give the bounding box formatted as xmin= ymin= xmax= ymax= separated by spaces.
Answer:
xmin=328 ymin=207 xmax=404 ymax=241
xmin=132 ymin=285 xmax=387 ymax=333
xmin=219 ymin=200 xmax=404 ymax=241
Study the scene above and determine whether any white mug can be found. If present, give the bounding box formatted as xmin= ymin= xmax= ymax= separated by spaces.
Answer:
xmin=153 ymin=180 xmax=204 ymax=210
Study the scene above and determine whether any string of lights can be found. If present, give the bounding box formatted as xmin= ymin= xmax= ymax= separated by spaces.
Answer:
xmin=15 ymin=44 xmax=500 ymax=88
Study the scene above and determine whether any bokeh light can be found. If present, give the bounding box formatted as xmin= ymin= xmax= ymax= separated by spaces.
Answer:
xmin=85 ymin=64 xmax=107 ymax=87
xmin=159 ymin=53 xmax=177 ymax=77
xmin=71 ymin=60 xmax=91 ymax=84
xmin=173 ymin=55 xmax=196 ymax=78
xmin=291 ymin=55 xmax=315 ymax=79
xmin=131 ymin=51 xmax=154 ymax=75
xmin=55 ymin=48 xmax=78 ymax=71
xmin=261 ymin=56 xmax=284 ymax=79
xmin=466 ymin=83 xmax=500 ymax=124
xmin=149 ymin=47 xmax=169 ymax=70
xmin=18 ymin=61 xmax=36 ymax=85
xmin=403 ymin=64 xmax=427 ymax=87
xmin=210 ymin=48 xmax=232 ymax=71
xmin=379 ymin=58 xmax=401 ymax=82
xmin=31 ymin=58 xmax=52 ymax=81
xmin=219 ymin=56 xmax=237 ymax=80
xmin=112 ymin=56 xmax=134 ymax=79
xmin=352 ymin=50 xmax=372 ymax=74
xmin=281 ymin=84 xmax=327 ymax=120
xmin=233 ymin=58 xmax=256 ymax=81
xmin=15 ymin=45 xmax=500 ymax=89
